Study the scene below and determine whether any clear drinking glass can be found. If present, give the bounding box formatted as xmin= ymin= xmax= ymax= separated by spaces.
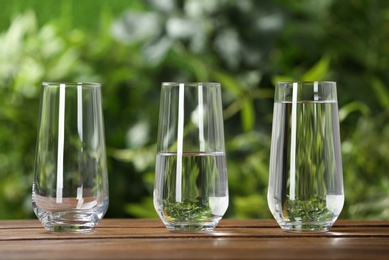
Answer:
xmin=268 ymin=81 xmax=344 ymax=232
xmin=154 ymin=82 xmax=229 ymax=232
xmin=32 ymin=82 xmax=109 ymax=232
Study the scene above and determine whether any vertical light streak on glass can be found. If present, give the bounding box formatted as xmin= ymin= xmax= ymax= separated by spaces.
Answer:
xmin=198 ymin=83 xmax=205 ymax=152
xmin=314 ymin=81 xmax=318 ymax=132
xmin=77 ymin=84 xmax=83 ymax=142
xmin=176 ymin=83 xmax=185 ymax=202
xmin=289 ymin=82 xmax=298 ymax=201
xmin=76 ymin=185 xmax=84 ymax=209
xmin=56 ymin=84 xmax=66 ymax=203
xmin=314 ymin=81 xmax=319 ymax=101
xmin=77 ymin=84 xmax=83 ymax=208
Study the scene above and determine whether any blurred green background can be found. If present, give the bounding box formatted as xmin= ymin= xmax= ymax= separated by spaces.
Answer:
xmin=1 ymin=0 xmax=388 ymax=220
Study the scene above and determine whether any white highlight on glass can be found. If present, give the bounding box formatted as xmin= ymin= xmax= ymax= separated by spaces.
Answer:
xmin=76 ymin=185 xmax=84 ymax=209
xmin=77 ymin=84 xmax=84 ymax=208
xmin=56 ymin=84 xmax=66 ymax=203
xmin=175 ymin=83 xmax=185 ymax=202
xmin=289 ymin=82 xmax=298 ymax=201
xmin=314 ymin=81 xmax=319 ymax=101
xmin=198 ymin=83 xmax=205 ymax=152
xmin=77 ymin=85 xmax=83 ymax=142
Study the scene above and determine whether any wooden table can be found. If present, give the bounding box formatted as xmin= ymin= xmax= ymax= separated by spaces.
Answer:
xmin=1 ymin=219 xmax=389 ymax=259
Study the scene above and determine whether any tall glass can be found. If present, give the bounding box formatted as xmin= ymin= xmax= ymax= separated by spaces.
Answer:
xmin=268 ymin=81 xmax=344 ymax=232
xmin=154 ymin=82 xmax=229 ymax=232
xmin=32 ymin=82 xmax=109 ymax=232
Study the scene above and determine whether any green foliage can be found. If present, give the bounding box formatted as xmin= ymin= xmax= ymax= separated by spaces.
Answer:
xmin=1 ymin=0 xmax=389 ymax=220
xmin=372 ymin=78 xmax=389 ymax=110
xmin=342 ymin=113 xmax=389 ymax=220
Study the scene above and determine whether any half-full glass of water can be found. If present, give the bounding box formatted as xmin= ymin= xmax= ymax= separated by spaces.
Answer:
xmin=154 ymin=82 xmax=229 ymax=232
xmin=33 ymin=82 xmax=109 ymax=232
xmin=268 ymin=81 xmax=344 ymax=232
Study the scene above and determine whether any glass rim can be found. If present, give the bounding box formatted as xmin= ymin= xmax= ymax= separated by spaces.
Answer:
xmin=275 ymin=80 xmax=338 ymax=102
xmin=277 ymin=81 xmax=336 ymax=84
xmin=42 ymin=82 xmax=101 ymax=87
xmin=162 ymin=82 xmax=220 ymax=87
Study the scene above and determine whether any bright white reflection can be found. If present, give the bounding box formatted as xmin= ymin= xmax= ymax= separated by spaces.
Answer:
xmin=175 ymin=83 xmax=185 ymax=202
xmin=56 ymin=84 xmax=66 ymax=203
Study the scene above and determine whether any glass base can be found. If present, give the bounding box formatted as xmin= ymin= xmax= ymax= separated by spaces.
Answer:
xmin=43 ymin=222 xmax=97 ymax=232
xmin=163 ymin=218 xmax=222 ymax=232
xmin=279 ymin=221 xmax=334 ymax=232
xmin=34 ymin=208 xmax=105 ymax=232
xmin=166 ymin=223 xmax=216 ymax=232
xmin=165 ymin=222 xmax=216 ymax=232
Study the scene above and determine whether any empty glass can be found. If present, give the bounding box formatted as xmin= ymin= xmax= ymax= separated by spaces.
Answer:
xmin=32 ymin=82 xmax=109 ymax=232
xmin=268 ymin=81 xmax=344 ymax=232
xmin=154 ymin=82 xmax=229 ymax=232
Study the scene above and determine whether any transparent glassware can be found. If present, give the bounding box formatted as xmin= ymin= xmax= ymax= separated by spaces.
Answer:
xmin=32 ymin=82 xmax=109 ymax=232
xmin=268 ymin=81 xmax=344 ymax=232
xmin=154 ymin=82 xmax=229 ymax=232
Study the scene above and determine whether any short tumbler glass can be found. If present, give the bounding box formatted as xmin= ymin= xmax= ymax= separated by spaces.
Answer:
xmin=154 ymin=82 xmax=229 ymax=232
xmin=32 ymin=82 xmax=109 ymax=232
xmin=267 ymin=81 xmax=344 ymax=232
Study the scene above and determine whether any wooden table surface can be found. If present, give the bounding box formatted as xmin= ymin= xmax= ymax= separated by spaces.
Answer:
xmin=1 ymin=219 xmax=389 ymax=259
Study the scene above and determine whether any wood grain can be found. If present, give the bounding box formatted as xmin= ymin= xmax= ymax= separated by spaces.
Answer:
xmin=0 ymin=219 xmax=388 ymax=259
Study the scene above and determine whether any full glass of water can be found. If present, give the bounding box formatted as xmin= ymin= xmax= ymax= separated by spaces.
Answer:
xmin=268 ymin=81 xmax=344 ymax=232
xmin=32 ymin=82 xmax=109 ymax=232
xmin=154 ymin=82 xmax=229 ymax=232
